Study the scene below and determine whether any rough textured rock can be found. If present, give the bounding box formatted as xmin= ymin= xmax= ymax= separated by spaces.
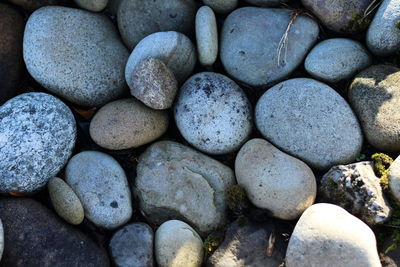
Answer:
xmin=207 ymin=219 xmax=291 ymax=267
xmin=203 ymin=0 xmax=237 ymax=13
xmin=135 ymin=141 xmax=235 ymax=236
xmin=0 ymin=93 xmax=76 ymax=193
xmin=0 ymin=198 xmax=109 ymax=267
xmin=174 ymin=72 xmax=252 ymax=155
xmin=349 ymin=65 xmax=400 ymax=152
xmin=0 ymin=4 xmax=24 ymax=104
xmin=388 ymin=155 xmax=400 ymax=204
xmin=6 ymin=0 xmax=71 ymax=11
xmin=118 ymin=0 xmax=197 ymax=49
xmin=243 ymin=0 xmax=288 ymax=6
xmin=48 ymin=177 xmax=84 ymax=225
xmin=255 ymin=78 xmax=363 ymax=170
xmin=128 ymin=58 xmax=178 ymax=110
xmin=89 ymin=98 xmax=169 ymax=150
xmin=305 ymin=38 xmax=372 ymax=83
xmin=320 ymin=161 xmax=391 ymax=225
xmin=74 ymin=0 xmax=107 ymax=11
xmin=367 ymin=0 xmax=400 ymax=56
xmin=23 ymin=6 xmax=129 ymax=107
xmin=301 ymin=0 xmax=373 ymax=33
xmin=125 ymin=31 xmax=196 ymax=84
xmin=65 ymin=151 xmax=132 ymax=229
xmin=235 ymin=139 xmax=316 ymax=220
xmin=220 ymin=7 xmax=318 ymax=87
xmin=109 ymin=223 xmax=154 ymax=267
xmin=155 ymin=220 xmax=203 ymax=267
xmin=196 ymin=6 xmax=218 ymax=66
xmin=286 ymin=203 xmax=382 ymax=267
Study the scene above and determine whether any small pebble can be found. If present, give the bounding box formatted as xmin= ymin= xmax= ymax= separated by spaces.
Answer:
xmin=74 ymin=0 xmax=108 ymax=12
xmin=195 ymin=6 xmax=218 ymax=66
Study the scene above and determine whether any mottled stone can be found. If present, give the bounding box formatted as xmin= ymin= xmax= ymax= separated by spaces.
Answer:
xmin=196 ymin=6 xmax=218 ymax=66
xmin=74 ymin=0 xmax=107 ymax=11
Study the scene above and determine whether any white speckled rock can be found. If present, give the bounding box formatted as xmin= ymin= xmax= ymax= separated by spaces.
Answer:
xmin=255 ymin=78 xmax=363 ymax=170
xmin=125 ymin=31 xmax=196 ymax=84
xmin=118 ymin=0 xmax=196 ymax=49
xmin=305 ymin=38 xmax=372 ymax=83
xmin=220 ymin=7 xmax=319 ymax=87
xmin=195 ymin=6 xmax=218 ymax=66
xmin=155 ymin=220 xmax=203 ymax=267
xmin=203 ymin=0 xmax=237 ymax=14
xmin=65 ymin=151 xmax=132 ymax=229
xmin=174 ymin=72 xmax=252 ymax=155
xmin=0 ymin=93 xmax=76 ymax=193
xmin=23 ymin=6 xmax=129 ymax=107
xmin=235 ymin=139 xmax=316 ymax=220
xmin=74 ymin=0 xmax=107 ymax=11
xmin=389 ymin=156 xmax=400 ymax=204
xmin=135 ymin=141 xmax=235 ymax=236
xmin=286 ymin=204 xmax=382 ymax=267
xmin=367 ymin=0 xmax=400 ymax=56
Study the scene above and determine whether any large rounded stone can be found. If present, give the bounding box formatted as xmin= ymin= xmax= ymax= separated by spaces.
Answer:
xmin=367 ymin=0 xmax=400 ymax=56
xmin=255 ymin=78 xmax=363 ymax=170
xmin=349 ymin=65 xmax=400 ymax=152
xmin=135 ymin=141 xmax=235 ymax=236
xmin=65 ymin=151 xmax=133 ymax=229
xmin=0 ymin=4 xmax=25 ymax=104
xmin=6 ymin=0 xmax=71 ymax=11
xmin=155 ymin=220 xmax=203 ymax=267
xmin=174 ymin=72 xmax=252 ymax=155
xmin=286 ymin=203 xmax=381 ymax=267
xmin=0 ymin=198 xmax=109 ymax=267
xmin=23 ymin=6 xmax=129 ymax=107
xmin=196 ymin=6 xmax=218 ymax=66
xmin=235 ymin=139 xmax=316 ymax=220
xmin=118 ymin=0 xmax=196 ymax=49
xmin=203 ymin=0 xmax=237 ymax=14
xmin=0 ymin=93 xmax=76 ymax=193
xmin=125 ymin=31 xmax=196 ymax=84
xmin=220 ymin=7 xmax=318 ymax=87
xmin=89 ymin=98 xmax=169 ymax=150
xmin=305 ymin=38 xmax=372 ymax=83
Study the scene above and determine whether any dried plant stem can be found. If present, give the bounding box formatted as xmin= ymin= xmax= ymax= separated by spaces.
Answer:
xmin=364 ymin=0 xmax=383 ymax=18
xmin=277 ymin=11 xmax=299 ymax=67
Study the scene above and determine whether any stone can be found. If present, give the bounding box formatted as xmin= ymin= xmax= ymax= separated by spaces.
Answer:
xmin=174 ymin=72 xmax=252 ymax=155
xmin=135 ymin=141 xmax=235 ymax=236
xmin=109 ymin=223 xmax=154 ymax=267
xmin=196 ymin=6 xmax=218 ymax=66
xmin=305 ymin=38 xmax=372 ymax=83
xmin=207 ymin=219 xmax=290 ymax=267
xmin=235 ymin=139 xmax=316 ymax=220
xmin=155 ymin=220 xmax=203 ymax=267
xmin=301 ymin=0 xmax=373 ymax=33
xmin=6 ymin=0 xmax=70 ymax=11
xmin=285 ymin=203 xmax=382 ymax=267
xmin=0 ymin=4 xmax=24 ymax=104
xmin=65 ymin=151 xmax=132 ymax=229
xmin=89 ymin=98 xmax=169 ymax=150
xmin=243 ymin=0 xmax=288 ymax=6
xmin=48 ymin=177 xmax=84 ymax=225
xmin=388 ymin=156 xmax=400 ymax=204
xmin=203 ymin=0 xmax=237 ymax=14
xmin=220 ymin=7 xmax=318 ymax=87
xmin=320 ymin=161 xmax=391 ymax=225
xmin=367 ymin=0 xmax=400 ymax=56
xmin=107 ymin=0 xmax=123 ymax=15
xmin=0 ymin=92 xmax=76 ymax=193
xmin=74 ymin=0 xmax=108 ymax=11
xmin=23 ymin=6 xmax=129 ymax=107
xmin=349 ymin=65 xmax=400 ymax=152
xmin=118 ymin=0 xmax=197 ymax=49
xmin=125 ymin=31 xmax=196 ymax=84
xmin=0 ymin=220 xmax=3 ymax=261
xmin=255 ymin=78 xmax=363 ymax=170
xmin=0 ymin=198 xmax=109 ymax=267
xmin=128 ymin=58 xmax=178 ymax=110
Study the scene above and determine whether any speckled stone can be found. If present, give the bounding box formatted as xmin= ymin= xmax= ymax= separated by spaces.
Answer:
xmin=195 ymin=6 xmax=218 ymax=66
xmin=65 ymin=151 xmax=132 ymax=229
xmin=74 ymin=0 xmax=107 ymax=11
xmin=174 ymin=72 xmax=252 ymax=155
xmin=23 ymin=6 xmax=129 ymax=107
xmin=0 ymin=93 xmax=76 ymax=194
xmin=89 ymin=98 xmax=169 ymax=150
xmin=203 ymin=0 xmax=237 ymax=14
xmin=118 ymin=0 xmax=197 ymax=49
xmin=0 ymin=4 xmax=25 ymax=104
xmin=128 ymin=58 xmax=178 ymax=110
xmin=6 ymin=0 xmax=71 ymax=11
xmin=48 ymin=177 xmax=84 ymax=225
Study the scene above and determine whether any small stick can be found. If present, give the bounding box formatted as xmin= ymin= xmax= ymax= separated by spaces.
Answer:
xmin=266 ymin=231 xmax=276 ymax=257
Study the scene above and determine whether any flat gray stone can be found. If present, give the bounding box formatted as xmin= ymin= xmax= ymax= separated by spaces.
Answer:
xmin=0 ymin=92 xmax=76 ymax=193
xmin=203 ymin=0 xmax=237 ymax=14
xmin=196 ymin=6 xmax=218 ymax=66
xmin=23 ymin=6 xmax=129 ymax=107
xmin=65 ymin=151 xmax=132 ymax=229
xmin=174 ymin=72 xmax=252 ymax=155
xmin=255 ymin=78 xmax=363 ymax=170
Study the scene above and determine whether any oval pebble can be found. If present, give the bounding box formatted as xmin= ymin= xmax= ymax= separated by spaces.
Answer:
xmin=74 ymin=0 xmax=108 ymax=12
xmin=195 ymin=6 xmax=218 ymax=66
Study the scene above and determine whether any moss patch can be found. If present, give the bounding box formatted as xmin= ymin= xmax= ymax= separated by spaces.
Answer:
xmin=345 ymin=13 xmax=371 ymax=33
xmin=371 ymin=153 xmax=393 ymax=190
xmin=226 ymin=185 xmax=250 ymax=216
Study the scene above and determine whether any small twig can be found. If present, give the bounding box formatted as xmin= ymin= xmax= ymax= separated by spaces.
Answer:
xmin=363 ymin=0 xmax=383 ymax=18
xmin=277 ymin=11 xmax=299 ymax=67
xmin=382 ymin=224 xmax=400 ymax=230
xmin=266 ymin=231 xmax=276 ymax=257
